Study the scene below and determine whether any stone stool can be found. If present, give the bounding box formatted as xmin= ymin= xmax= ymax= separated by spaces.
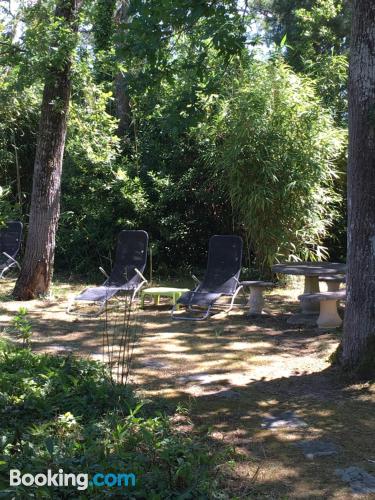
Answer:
xmin=240 ymin=281 xmax=275 ymax=315
xmin=298 ymin=290 xmax=346 ymax=329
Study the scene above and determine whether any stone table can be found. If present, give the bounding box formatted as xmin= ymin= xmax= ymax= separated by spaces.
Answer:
xmin=272 ymin=262 xmax=346 ymax=324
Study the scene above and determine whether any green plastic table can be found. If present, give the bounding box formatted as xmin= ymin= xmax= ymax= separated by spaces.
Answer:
xmin=140 ymin=287 xmax=190 ymax=309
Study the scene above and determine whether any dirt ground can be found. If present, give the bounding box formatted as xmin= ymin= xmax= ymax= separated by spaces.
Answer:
xmin=1 ymin=277 xmax=374 ymax=499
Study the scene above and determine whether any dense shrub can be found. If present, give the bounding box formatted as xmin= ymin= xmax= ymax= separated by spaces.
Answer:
xmin=0 ymin=1 xmax=348 ymax=277
xmin=200 ymin=59 xmax=347 ymax=268
xmin=0 ymin=343 xmax=226 ymax=498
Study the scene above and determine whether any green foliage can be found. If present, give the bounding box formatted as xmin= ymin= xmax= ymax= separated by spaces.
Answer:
xmin=0 ymin=0 xmax=348 ymax=275
xmin=92 ymin=0 xmax=116 ymax=53
xmin=201 ymin=59 xmax=346 ymax=267
xmin=58 ymin=156 xmax=149 ymax=273
xmin=251 ymin=0 xmax=349 ymax=121
xmin=0 ymin=187 xmax=21 ymax=226
xmin=254 ymin=0 xmax=349 ymax=62
xmin=21 ymin=0 xmax=83 ymax=79
xmin=0 ymin=344 xmax=227 ymax=497
xmin=122 ymin=0 xmax=246 ymax=70
xmin=8 ymin=308 xmax=33 ymax=347
xmin=0 ymin=69 xmax=41 ymax=218
xmin=119 ymin=37 xmax=242 ymax=269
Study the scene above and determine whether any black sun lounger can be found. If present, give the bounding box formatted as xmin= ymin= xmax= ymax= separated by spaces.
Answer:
xmin=67 ymin=230 xmax=148 ymax=316
xmin=172 ymin=235 xmax=243 ymax=320
xmin=0 ymin=221 xmax=23 ymax=279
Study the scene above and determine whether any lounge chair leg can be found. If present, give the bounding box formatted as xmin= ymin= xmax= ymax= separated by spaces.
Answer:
xmin=0 ymin=262 xmax=17 ymax=279
xmin=224 ymin=285 xmax=243 ymax=313
xmin=66 ymin=299 xmax=106 ymax=317
xmin=171 ymin=304 xmax=212 ymax=321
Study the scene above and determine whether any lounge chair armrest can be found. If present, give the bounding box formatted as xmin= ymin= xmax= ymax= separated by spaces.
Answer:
xmin=3 ymin=252 xmax=21 ymax=270
xmin=192 ymin=274 xmax=200 ymax=284
xmin=99 ymin=267 xmax=109 ymax=279
xmin=135 ymin=268 xmax=147 ymax=283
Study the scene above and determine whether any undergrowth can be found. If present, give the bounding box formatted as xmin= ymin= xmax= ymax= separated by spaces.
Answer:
xmin=0 ymin=341 xmax=230 ymax=498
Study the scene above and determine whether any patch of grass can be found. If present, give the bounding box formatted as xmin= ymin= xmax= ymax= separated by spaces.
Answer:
xmin=0 ymin=341 xmax=230 ymax=498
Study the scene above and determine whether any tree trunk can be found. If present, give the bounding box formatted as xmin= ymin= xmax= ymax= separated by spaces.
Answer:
xmin=114 ymin=0 xmax=132 ymax=138
xmin=114 ymin=71 xmax=132 ymax=137
xmin=340 ymin=0 xmax=375 ymax=376
xmin=13 ymin=0 xmax=82 ymax=300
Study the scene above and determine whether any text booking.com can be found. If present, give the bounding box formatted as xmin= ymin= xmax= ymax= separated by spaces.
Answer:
xmin=10 ymin=469 xmax=136 ymax=491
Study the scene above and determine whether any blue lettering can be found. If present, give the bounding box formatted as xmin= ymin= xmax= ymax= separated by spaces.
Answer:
xmin=92 ymin=473 xmax=104 ymax=487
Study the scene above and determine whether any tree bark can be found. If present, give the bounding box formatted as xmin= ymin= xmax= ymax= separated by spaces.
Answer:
xmin=13 ymin=0 xmax=82 ymax=300
xmin=114 ymin=71 xmax=132 ymax=137
xmin=114 ymin=0 xmax=132 ymax=138
xmin=340 ymin=0 xmax=375 ymax=376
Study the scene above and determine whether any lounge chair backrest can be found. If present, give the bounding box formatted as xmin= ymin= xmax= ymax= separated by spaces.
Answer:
xmin=107 ymin=230 xmax=148 ymax=286
xmin=0 ymin=221 xmax=23 ymax=258
xmin=199 ymin=235 xmax=243 ymax=294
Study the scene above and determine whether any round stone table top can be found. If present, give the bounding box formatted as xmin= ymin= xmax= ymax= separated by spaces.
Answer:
xmin=272 ymin=262 xmax=346 ymax=277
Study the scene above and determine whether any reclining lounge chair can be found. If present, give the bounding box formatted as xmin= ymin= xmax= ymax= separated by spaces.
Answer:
xmin=0 ymin=221 xmax=23 ymax=279
xmin=68 ymin=230 xmax=148 ymax=316
xmin=172 ymin=235 xmax=243 ymax=320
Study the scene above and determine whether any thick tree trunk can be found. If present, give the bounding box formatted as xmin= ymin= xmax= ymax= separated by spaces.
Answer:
xmin=13 ymin=0 xmax=82 ymax=300
xmin=340 ymin=0 xmax=375 ymax=376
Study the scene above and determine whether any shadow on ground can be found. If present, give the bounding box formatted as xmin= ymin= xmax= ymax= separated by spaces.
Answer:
xmin=0 ymin=279 xmax=374 ymax=499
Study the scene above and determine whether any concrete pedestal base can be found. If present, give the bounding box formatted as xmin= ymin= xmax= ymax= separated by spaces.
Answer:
xmin=317 ymin=300 xmax=342 ymax=329
xmin=247 ymin=286 xmax=265 ymax=315
xmin=301 ymin=276 xmax=320 ymax=314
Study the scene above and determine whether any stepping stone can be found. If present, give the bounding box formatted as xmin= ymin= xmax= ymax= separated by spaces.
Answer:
xmin=261 ymin=411 xmax=308 ymax=430
xmin=336 ymin=466 xmax=375 ymax=493
xmin=295 ymin=439 xmax=341 ymax=459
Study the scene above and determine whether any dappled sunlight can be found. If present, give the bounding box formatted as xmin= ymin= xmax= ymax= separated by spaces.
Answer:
xmin=0 ymin=279 xmax=341 ymax=397
xmin=1 ymin=279 xmax=374 ymax=498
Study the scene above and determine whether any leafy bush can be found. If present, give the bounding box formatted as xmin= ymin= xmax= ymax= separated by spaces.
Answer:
xmin=0 ymin=187 xmax=21 ymax=227
xmin=0 ymin=0 xmax=348 ymax=276
xmin=201 ymin=58 xmax=347 ymax=268
xmin=0 ymin=344 xmax=225 ymax=498
xmin=7 ymin=307 xmax=33 ymax=347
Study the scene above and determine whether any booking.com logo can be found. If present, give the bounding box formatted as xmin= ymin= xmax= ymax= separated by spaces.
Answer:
xmin=10 ymin=469 xmax=136 ymax=491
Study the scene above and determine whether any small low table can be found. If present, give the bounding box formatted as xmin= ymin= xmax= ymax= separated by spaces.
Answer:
xmin=140 ymin=287 xmax=190 ymax=309
xmin=240 ymin=281 xmax=275 ymax=315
